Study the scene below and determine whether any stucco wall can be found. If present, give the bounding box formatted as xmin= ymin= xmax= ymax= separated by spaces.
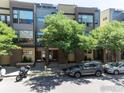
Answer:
xmin=0 ymin=0 xmax=10 ymax=14
xmin=58 ymin=4 xmax=76 ymax=19
xmin=100 ymin=9 xmax=112 ymax=26
xmin=0 ymin=0 xmax=9 ymax=8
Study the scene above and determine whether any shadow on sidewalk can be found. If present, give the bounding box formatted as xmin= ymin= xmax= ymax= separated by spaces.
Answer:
xmin=24 ymin=75 xmax=91 ymax=93
xmin=24 ymin=73 xmax=124 ymax=93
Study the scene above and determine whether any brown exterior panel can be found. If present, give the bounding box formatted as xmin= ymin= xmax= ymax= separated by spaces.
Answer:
xmin=10 ymin=49 xmax=23 ymax=65
xmin=10 ymin=1 xmax=34 ymax=9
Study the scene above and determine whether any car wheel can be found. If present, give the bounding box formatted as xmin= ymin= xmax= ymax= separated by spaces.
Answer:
xmin=95 ymin=71 xmax=102 ymax=77
xmin=74 ymin=72 xmax=81 ymax=78
xmin=114 ymin=70 xmax=119 ymax=75
xmin=16 ymin=75 xmax=22 ymax=82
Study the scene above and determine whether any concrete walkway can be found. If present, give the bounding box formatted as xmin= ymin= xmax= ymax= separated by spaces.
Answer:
xmin=3 ymin=62 xmax=76 ymax=78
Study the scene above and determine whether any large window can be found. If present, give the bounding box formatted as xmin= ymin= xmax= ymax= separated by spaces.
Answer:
xmin=13 ymin=8 xmax=33 ymax=24
xmin=78 ymin=14 xmax=94 ymax=28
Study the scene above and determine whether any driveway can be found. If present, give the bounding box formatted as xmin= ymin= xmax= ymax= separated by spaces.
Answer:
xmin=1 ymin=74 xmax=124 ymax=93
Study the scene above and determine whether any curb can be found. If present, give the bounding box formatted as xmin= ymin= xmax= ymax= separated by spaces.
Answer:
xmin=4 ymin=75 xmax=17 ymax=77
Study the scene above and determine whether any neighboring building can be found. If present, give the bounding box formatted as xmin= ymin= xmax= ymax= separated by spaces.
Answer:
xmin=58 ymin=4 xmax=76 ymax=19
xmin=0 ymin=0 xmax=10 ymax=65
xmin=101 ymin=8 xmax=124 ymax=26
xmin=101 ymin=8 xmax=124 ymax=62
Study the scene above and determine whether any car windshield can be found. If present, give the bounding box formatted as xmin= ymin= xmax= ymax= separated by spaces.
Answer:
xmin=69 ymin=65 xmax=80 ymax=69
xmin=108 ymin=63 xmax=120 ymax=67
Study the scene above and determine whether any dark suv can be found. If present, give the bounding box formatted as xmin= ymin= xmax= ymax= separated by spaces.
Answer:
xmin=62 ymin=61 xmax=103 ymax=78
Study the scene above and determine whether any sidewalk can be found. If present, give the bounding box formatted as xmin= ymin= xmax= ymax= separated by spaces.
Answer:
xmin=3 ymin=62 xmax=76 ymax=77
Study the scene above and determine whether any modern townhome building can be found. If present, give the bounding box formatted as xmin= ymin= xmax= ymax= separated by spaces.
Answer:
xmin=10 ymin=0 xmax=35 ymax=64
xmin=0 ymin=0 xmax=101 ymax=65
xmin=75 ymin=7 xmax=101 ymax=61
xmin=100 ymin=8 xmax=124 ymax=62
xmin=34 ymin=3 xmax=58 ymax=62
xmin=0 ymin=0 xmax=10 ymax=65
xmin=0 ymin=0 xmax=22 ymax=65
xmin=58 ymin=5 xmax=101 ymax=62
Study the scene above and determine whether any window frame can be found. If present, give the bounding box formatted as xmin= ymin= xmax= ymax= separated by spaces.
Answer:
xmin=78 ymin=13 xmax=94 ymax=28
xmin=0 ymin=14 xmax=10 ymax=25
xmin=12 ymin=7 xmax=33 ymax=24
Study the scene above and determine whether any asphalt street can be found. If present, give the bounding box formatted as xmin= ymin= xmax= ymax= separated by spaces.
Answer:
xmin=1 ymin=72 xmax=124 ymax=93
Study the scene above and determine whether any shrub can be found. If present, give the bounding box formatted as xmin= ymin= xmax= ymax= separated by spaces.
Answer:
xmin=22 ymin=56 xmax=32 ymax=63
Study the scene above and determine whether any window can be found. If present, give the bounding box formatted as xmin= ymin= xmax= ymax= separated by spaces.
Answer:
xmin=89 ymin=64 xmax=97 ymax=67
xmin=0 ymin=15 xmax=10 ymax=25
xmin=37 ymin=16 xmax=45 ymax=22
xmin=78 ymin=14 xmax=94 ymax=28
xmin=19 ymin=30 xmax=33 ymax=39
xmin=23 ymin=50 xmax=33 ymax=55
xmin=7 ymin=16 xmax=10 ymax=24
xmin=13 ymin=8 xmax=33 ymax=24
xmin=0 ymin=15 xmax=5 ymax=22
xmin=84 ymin=63 xmax=97 ymax=68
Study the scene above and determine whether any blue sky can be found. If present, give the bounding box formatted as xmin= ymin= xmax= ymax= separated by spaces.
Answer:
xmin=17 ymin=0 xmax=124 ymax=11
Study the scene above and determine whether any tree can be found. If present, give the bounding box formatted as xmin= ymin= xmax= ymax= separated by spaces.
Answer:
xmin=79 ymin=35 xmax=97 ymax=50
xmin=0 ymin=21 xmax=19 ymax=55
xmin=91 ymin=21 xmax=124 ymax=62
xmin=41 ymin=12 xmax=86 ymax=64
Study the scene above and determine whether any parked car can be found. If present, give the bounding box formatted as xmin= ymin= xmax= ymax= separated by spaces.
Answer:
xmin=62 ymin=61 xmax=103 ymax=78
xmin=103 ymin=62 xmax=116 ymax=72
xmin=104 ymin=62 xmax=124 ymax=75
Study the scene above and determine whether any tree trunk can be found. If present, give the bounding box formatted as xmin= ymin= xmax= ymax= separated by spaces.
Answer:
xmin=103 ymin=49 xmax=107 ymax=63
xmin=115 ymin=50 xmax=121 ymax=62
xmin=45 ymin=45 xmax=49 ymax=69
xmin=63 ymin=52 xmax=68 ymax=67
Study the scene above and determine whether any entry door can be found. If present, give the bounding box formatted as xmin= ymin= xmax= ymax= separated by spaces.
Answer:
xmin=36 ymin=50 xmax=42 ymax=62
xmin=52 ymin=50 xmax=58 ymax=62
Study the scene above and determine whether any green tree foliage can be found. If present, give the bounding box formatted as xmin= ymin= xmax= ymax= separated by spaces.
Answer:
xmin=42 ymin=12 xmax=86 ymax=53
xmin=79 ymin=35 xmax=97 ymax=50
xmin=0 ymin=21 xmax=19 ymax=55
xmin=91 ymin=21 xmax=124 ymax=61
xmin=41 ymin=12 xmax=86 ymax=60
